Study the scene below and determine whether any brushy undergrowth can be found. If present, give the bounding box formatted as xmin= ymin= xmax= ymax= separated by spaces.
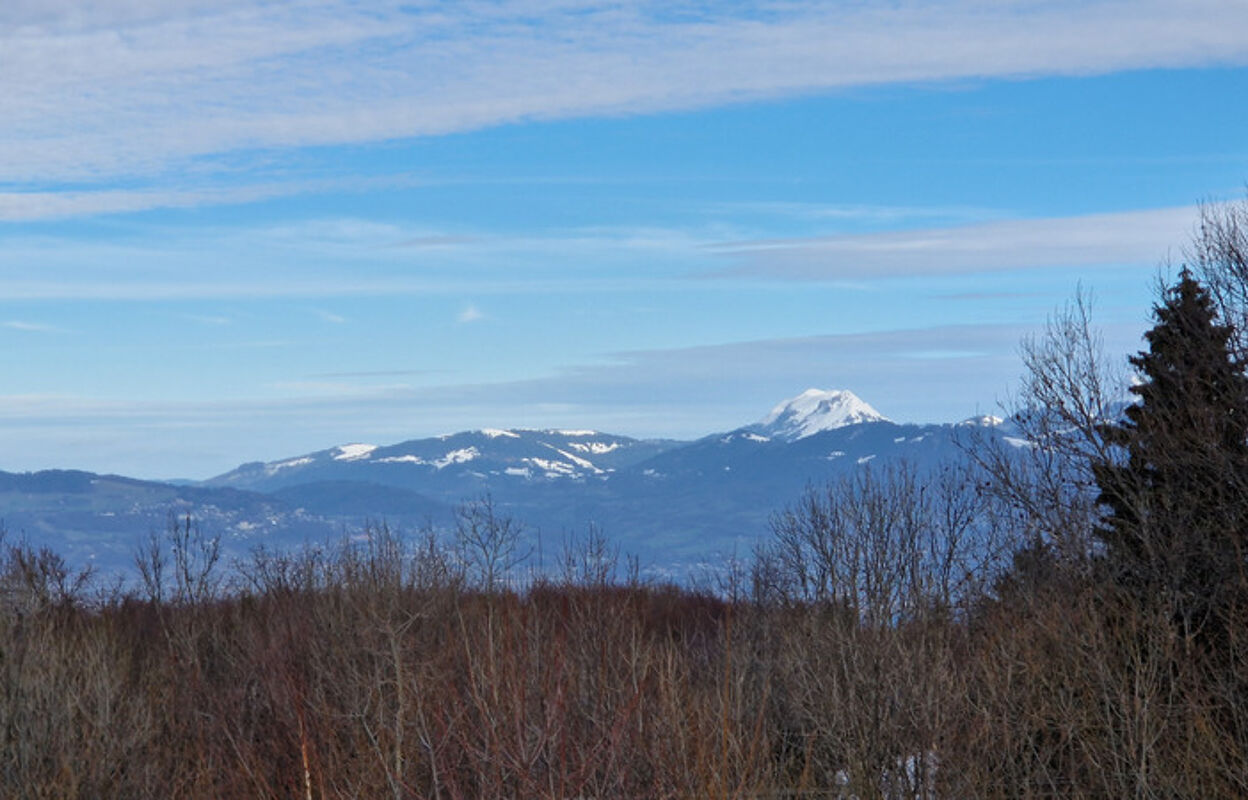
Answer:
xmin=0 ymin=524 xmax=1244 ymax=799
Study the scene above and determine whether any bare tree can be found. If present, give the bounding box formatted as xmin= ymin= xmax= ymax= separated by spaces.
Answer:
xmin=556 ymin=523 xmax=619 ymax=588
xmin=1190 ymin=195 xmax=1248 ymax=357
xmin=970 ymin=289 xmax=1128 ymax=569
xmin=134 ymin=529 xmax=167 ymax=604
xmin=158 ymin=512 xmax=222 ymax=605
xmin=760 ymin=460 xmax=999 ymax=624
xmin=1 ymin=540 xmax=94 ymax=613
xmin=453 ymin=494 xmax=529 ymax=591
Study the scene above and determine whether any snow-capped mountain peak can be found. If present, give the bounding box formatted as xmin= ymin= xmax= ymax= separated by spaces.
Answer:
xmin=754 ymin=388 xmax=889 ymax=441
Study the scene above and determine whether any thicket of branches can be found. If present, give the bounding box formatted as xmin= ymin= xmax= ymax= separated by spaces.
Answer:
xmin=3 ymin=198 xmax=1248 ymax=797
xmin=1 ymin=506 xmax=1244 ymax=799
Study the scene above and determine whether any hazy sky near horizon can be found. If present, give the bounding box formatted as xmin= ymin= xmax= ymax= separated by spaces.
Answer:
xmin=2 ymin=0 xmax=1247 ymax=478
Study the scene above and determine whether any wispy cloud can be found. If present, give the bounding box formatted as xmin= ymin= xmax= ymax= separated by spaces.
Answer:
xmin=0 ymin=277 xmax=438 ymax=301
xmin=389 ymin=235 xmax=480 ymax=249
xmin=3 ymin=1 xmax=1247 ymax=187
xmin=309 ymin=369 xmax=439 ymax=379
xmin=0 ymin=185 xmax=293 ymax=222
xmin=703 ymin=201 xmax=1005 ymax=227
xmin=0 ymin=320 xmax=1149 ymax=476
xmin=0 ymin=205 xmax=1200 ymax=302
xmin=2 ymin=320 xmax=66 ymax=333
xmin=313 ymin=309 xmax=347 ymax=324
xmin=392 ymin=319 xmax=1150 ymax=433
xmin=457 ymin=304 xmax=486 ymax=324
xmin=0 ymin=175 xmax=432 ymax=221
xmin=711 ymin=206 xmax=1198 ymax=279
xmin=182 ymin=313 xmax=232 ymax=326
xmin=264 ymin=380 xmax=414 ymax=398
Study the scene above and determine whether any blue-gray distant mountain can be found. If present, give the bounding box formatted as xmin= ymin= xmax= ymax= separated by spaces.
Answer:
xmin=198 ymin=389 xmax=1010 ymax=566
xmin=1 ymin=389 xmax=1020 ymax=578
xmin=0 ymin=470 xmax=352 ymax=576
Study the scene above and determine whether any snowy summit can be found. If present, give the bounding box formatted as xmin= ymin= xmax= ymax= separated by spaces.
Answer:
xmin=754 ymin=389 xmax=889 ymax=441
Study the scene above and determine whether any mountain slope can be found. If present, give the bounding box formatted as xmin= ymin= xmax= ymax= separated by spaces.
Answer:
xmin=0 ymin=470 xmax=344 ymax=575
xmin=207 ymin=429 xmax=679 ymax=494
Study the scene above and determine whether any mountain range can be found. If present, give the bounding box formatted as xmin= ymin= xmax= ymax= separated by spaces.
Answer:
xmin=0 ymin=390 xmax=1014 ymax=579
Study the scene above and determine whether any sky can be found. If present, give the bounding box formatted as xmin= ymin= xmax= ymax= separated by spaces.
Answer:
xmin=1 ymin=1 xmax=1247 ymax=479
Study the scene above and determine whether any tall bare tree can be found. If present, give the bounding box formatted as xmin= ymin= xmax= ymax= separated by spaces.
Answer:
xmin=970 ymin=289 xmax=1128 ymax=572
xmin=1190 ymin=195 xmax=1248 ymax=358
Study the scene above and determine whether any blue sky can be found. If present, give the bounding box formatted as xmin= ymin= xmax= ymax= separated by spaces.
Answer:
xmin=2 ymin=1 xmax=1247 ymax=478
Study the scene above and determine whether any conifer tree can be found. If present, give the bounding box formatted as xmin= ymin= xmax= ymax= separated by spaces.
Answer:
xmin=1093 ymin=269 xmax=1248 ymax=635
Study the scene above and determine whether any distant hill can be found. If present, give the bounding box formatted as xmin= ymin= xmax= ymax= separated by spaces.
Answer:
xmin=0 ymin=469 xmax=343 ymax=576
xmin=0 ymin=389 xmax=1018 ymax=579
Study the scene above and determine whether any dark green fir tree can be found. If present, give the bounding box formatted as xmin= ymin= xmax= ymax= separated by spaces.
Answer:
xmin=1093 ymin=269 xmax=1248 ymax=636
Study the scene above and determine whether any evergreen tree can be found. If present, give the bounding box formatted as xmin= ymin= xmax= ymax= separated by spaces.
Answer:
xmin=1093 ymin=270 xmax=1248 ymax=635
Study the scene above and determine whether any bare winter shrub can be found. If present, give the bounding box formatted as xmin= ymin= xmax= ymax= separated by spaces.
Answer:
xmin=0 ymin=512 xmax=1245 ymax=797
xmin=759 ymin=460 xmax=1004 ymax=622
xmin=948 ymin=577 xmax=1248 ymax=798
xmin=0 ymin=540 xmax=94 ymax=615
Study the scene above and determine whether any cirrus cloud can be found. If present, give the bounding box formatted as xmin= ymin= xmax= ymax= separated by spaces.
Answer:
xmin=711 ymin=205 xmax=1199 ymax=279
xmin=3 ymin=1 xmax=1248 ymax=187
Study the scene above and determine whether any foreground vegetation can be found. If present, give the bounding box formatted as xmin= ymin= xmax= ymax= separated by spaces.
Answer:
xmin=0 ymin=512 xmax=1244 ymax=798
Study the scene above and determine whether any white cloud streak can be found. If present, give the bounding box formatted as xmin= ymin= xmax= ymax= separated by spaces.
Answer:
xmin=181 ymin=313 xmax=232 ymax=326
xmin=0 ymin=186 xmax=291 ymax=221
xmin=0 ymin=319 xmax=1150 ymax=476
xmin=0 ymin=175 xmax=434 ymax=221
xmin=0 ymin=216 xmax=712 ymax=300
xmin=2 ymin=320 xmax=65 ymax=333
xmin=313 ymin=309 xmax=347 ymax=324
xmin=712 ymin=205 xmax=1199 ymax=279
xmin=3 ymin=1 xmax=1247 ymax=186
xmin=0 ymin=205 xmax=1202 ymax=301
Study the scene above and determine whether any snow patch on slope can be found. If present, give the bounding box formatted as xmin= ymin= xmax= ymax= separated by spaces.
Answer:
xmin=527 ymin=457 xmax=578 ymax=478
xmin=542 ymin=443 xmax=600 ymax=473
xmin=267 ymin=456 xmax=313 ymax=474
xmin=566 ymin=441 xmax=620 ymax=455
xmin=374 ymin=447 xmax=482 ymax=469
xmin=376 ymin=455 xmax=425 ymax=465
xmin=333 ymin=443 xmax=377 ymax=461
xmin=957 ymin=414 xmax=1004 ymax=427
xmin=433 ymin=448 xmax=479 ymax=469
